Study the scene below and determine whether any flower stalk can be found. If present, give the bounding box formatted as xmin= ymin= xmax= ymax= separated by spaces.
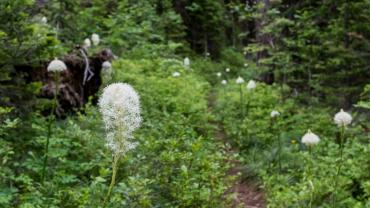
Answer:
xmin=102 ymin=153 xmax=120 ymax=208
xmin=245 ymin=80 xmax=256 ymax=116
xmin=307 ymin=146 xmax=314 ymax=208
xmin=42 ymin=59 xmax=66 ymax=183
xmin=240 ymin=84 xmax=244 ymax=117
xmin=331 ymin=109 xmax=352 ymax=208
xmin=301 ymin=130 xmax=320 ymax=207
xmin=98 ymin=83 xmax=141 ymax=207
xmin=332 ymin=125 xmax=346 ymax=208
xmin=270 ymin=110 xmax=281 ymax=172
xmin=236 ymin=77 xmax=245 ymax=117
xmin=277 ymin=131 xmax=282 ymax=172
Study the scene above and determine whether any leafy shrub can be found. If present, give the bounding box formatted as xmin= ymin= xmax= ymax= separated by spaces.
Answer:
xmin=1 ymin=57 xmax=232 ymax=207
xmin=215 ymin=80 xmax=370 ymax=207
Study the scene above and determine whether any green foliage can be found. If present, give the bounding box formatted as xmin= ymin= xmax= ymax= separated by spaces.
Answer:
xmin=239 ymin=0 xmax=370 ymax=106
xmin=0 ymin=0 xmax=59 ymax=112
xmin=0 ymin=57 xmax=232 ymax=207
xmin=104 ymin=0 xmax=185 ymax=57
xmin=215 ymin=80 xmax=370 ymax=207
xmin=0 ymin=0 xmax=369 ymax=207
xmin=356 ymin=84 xmax=370 ymax=109
xmin=181 ymin=0 xmax=226 ymax=57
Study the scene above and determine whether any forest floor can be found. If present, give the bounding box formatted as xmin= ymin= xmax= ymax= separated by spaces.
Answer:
xmin=207 ymin=92 xmax=266 ymax=208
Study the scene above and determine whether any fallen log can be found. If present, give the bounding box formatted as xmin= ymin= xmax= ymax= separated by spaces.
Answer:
xmin=20 ymin=47 xmax=114 ymax=116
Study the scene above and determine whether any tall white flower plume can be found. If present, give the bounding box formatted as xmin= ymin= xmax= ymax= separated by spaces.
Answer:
xmin=236 ymin=76 xmax=245 ymax=84
xmin=270 ymin=110 xmax=280 ymax=118
xmin=83 ymin=38 xmax=91 ymax=49
xmin=217 ymin=72 xmax=222 ymax=77
xmin=334 ymin=109 xmax=352 ymax=127
xmin=246 ymin=80 xmax=256 ymax=90
xmin=47 ymin=58 xmax=67 ymax=72
xmin=91 ymin=33 xmax=100 ymax=46
xmin=221 ymin=80 xmax=227 ymax=85
xmin=225 ymin=68 xmax=230 ymax=72
xmin=184 ymin=57 xmax=190 ymax=68
xmin=98 ymin=83 xmax=142 ymax=154
xmin=301 ymin=130 xmax=320 ymax=146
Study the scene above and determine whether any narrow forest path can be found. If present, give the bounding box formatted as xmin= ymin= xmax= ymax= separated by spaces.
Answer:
xmin=207 ymin=91 xmax=266 ymax=208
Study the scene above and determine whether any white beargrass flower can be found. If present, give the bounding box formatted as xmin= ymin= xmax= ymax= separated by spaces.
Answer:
xmin=221 ymin=80 xmax=227 ymax=85
xmin=270 ymin=110 xmax=280 ymax=118
xmin=102 ymin=61 xmax=112 ymax=70
xmin=101 ymin=61 xmax=113 ymax=82
xmin=184 ymin=57 xmax=190 ymax=68
xmin=83 ymin=38 xmax=91 ymax=49
xmin=47 ymin=58 xmax=67 ymax=72
xmin=244 ymin=63 xmax=248 ymax=67
xmin=41 ymin=16 xmax=47 ymax=24
xmin=236 ymin=76 xmax=245 ymax=84
xmin=91 ymin=33 xmax=100 ymax=46
xmin=98 ymin=83 xmax=142 ymax=154
xmin=246 ymin=80 xmax=256 ymax=90
xmin=172 ymin=72 xmax=181 ymax=77
xmin=301 ymin=130 xmax=320 ymax=146
xmin=217 ymin=72 xmax=222 ymax=77
xmin=225 ymin=68 xmax=230 ymax=72
xmin=334 ymin=109 xmax=352 ymax=127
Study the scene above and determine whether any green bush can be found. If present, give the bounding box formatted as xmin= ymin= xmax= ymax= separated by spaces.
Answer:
xmin=1 ymin=57 xmax=232 ymax=207
xmin=215 ymin=80 xmax=370 ymax=207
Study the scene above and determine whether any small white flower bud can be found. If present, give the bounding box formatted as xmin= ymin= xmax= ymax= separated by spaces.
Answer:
xmin=217 ymin=72 xmax=222 ymax=77
xmin=184 ymin=57 xmax=190 ymax=68
xmin=246 ymin=80 xmax=256 ymax=90
xmin=334 ymin=109 xmax=352 ymax=127
xmin=101 ymin=61 xmax=113 ymax=82
xmin=270 ymin=110 xmax=280 ymax=118
xmin=225 ymin=68 xmax=230 ymax=72
xmin=83 ymin=38 xmax=91 ymax=49
xmin=47 ymin=58 xmax=67 ymax=73
xmin=301 ymin=130 xmax=320 ymax=146
xmin=172 ymin=72 xmax=181 ymax=77
xmin=102 ymin=61 xmax=112 ymax=70
xmin=41 ymin=16 xmax=47 ymax=24
xmin=91 ymin=33 xmax=100 ymax=46
xmin=221 ymin=80 xmax=227 ymax=85
xmin=236 ymin=76 xmax=245 ymax=84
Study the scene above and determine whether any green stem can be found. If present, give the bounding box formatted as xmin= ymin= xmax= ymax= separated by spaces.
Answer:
xmin=308 ymin=146 xmax=312 ymax=176
xmin=102 ymin=154 xmax=120 ymax=208
xmin=309 ymin=181 xmax=314 ymax=208
xmin=41 ymin=74 xmax=59 ymax=183
xmin=239 ymin=85 xmax=244 ymax=117
xmin=246 ymin=91 xmax=252 ymax=117
xmin=41 ymin=116 xmax=52 ymax=183
xmin=222 ymin=87 xmax=226 ymax=120
xmin=308 ymin=146 xmax=313 ymax=208
xmin=332 ymin=126 xmax=345 ymax=208
xmin=278 ymin=130 xmax=282 ymax=173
